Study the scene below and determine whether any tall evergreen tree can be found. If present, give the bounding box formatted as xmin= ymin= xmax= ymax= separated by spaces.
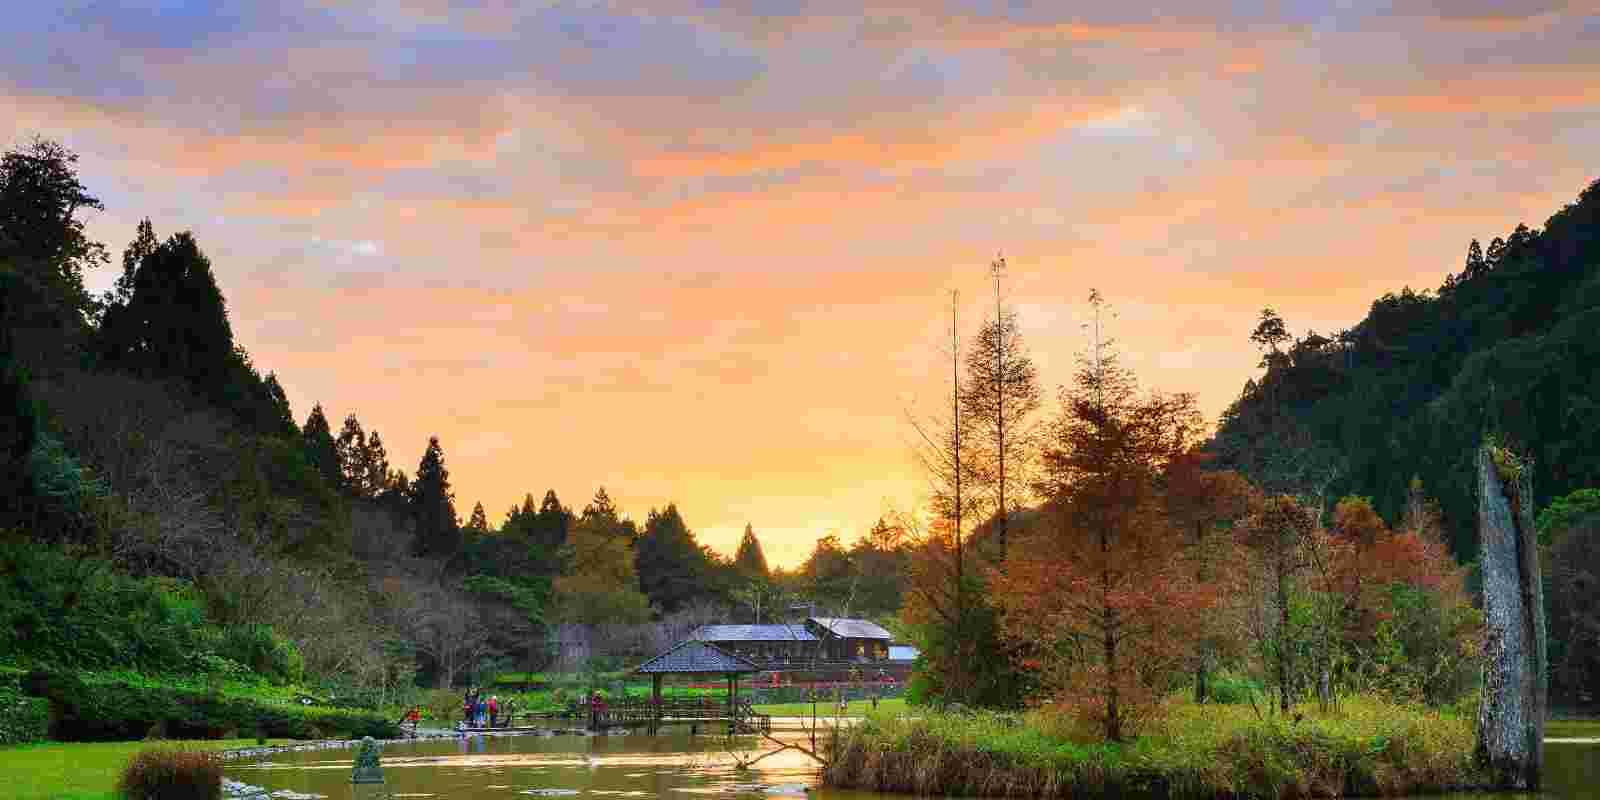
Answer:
xmin=464 ymin=501 xmax=490 ymax=539
xmin=411 ymin=436 xmax=461 ymax=560
xmin=0 ymin=138 xmax=107 ymax=367
xmin=301 ymin=404 xmax=341 ymax=490
xmin=362 ymin=429 xmax=390 ymax=498
xmin=335 ymin=413 xmax=367 ymax=495
xmin=734 ymin=523 xmax=770 ymax=580
xmin=636 ymin=503 xmax=713 ymax=614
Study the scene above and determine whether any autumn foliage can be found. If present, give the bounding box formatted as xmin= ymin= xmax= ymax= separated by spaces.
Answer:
xmin=993 ymin=313 xmax=1236 ymax=741
xmin=980 ymin=294 xmax=1478 ymax=742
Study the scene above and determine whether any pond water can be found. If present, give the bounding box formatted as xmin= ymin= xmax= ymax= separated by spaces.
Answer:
xmin=227 ymin=722 xmax=1600 ymax=800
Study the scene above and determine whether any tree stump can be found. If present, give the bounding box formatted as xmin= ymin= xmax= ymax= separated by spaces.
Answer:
xmin=1474 ymin=443 xmax=1547 ymax=790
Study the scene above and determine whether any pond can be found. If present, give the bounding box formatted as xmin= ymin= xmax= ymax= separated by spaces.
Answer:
xmin=228 ymin=722 xmax=1600 ymax=800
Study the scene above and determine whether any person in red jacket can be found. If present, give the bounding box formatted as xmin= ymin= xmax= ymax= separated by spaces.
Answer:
xmin=489 ymin=695 xmax=500 ymax=728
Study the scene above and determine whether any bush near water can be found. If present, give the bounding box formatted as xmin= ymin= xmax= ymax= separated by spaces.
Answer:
xmin=23 ymin=669 xmax=398 ymax=742
xmin=825 ymin=697 xmax=1482 ymax=799
xmin=117 ymin=748 xmax=224 ymax=800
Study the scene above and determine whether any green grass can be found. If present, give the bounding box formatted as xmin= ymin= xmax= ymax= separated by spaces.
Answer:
xmin=0 ymin=738 xmax=295 ymax=800
xmin=1546 ymin=718 xmax=1600 ymax=739
xmin=754 ymin=698 xmax=907 ymax=717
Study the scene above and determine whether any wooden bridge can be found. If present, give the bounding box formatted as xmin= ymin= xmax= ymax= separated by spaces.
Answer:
xmin=589 ymin=697 xmax=771 ymax=734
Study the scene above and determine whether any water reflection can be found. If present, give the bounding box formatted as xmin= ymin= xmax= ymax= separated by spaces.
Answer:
xmin=228 ymin=724 xmax=1598 ymax=800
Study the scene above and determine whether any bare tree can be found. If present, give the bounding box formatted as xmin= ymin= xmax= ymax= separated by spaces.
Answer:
xmin=903 ymin=290 xmax=985 ymax=702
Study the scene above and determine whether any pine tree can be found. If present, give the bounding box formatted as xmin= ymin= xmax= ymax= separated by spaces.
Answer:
xmin=335 ymin=413 xmax=367 ymax=495
xmin=301 ymin=404 xmax=341 ymax=490
xmin=636 ymin=503 xmax=712 ymax=613
xmin=262 ymin=373 xmax=297 ymax=436
xmin=734 ymin=524 xmax=770 ymax=579
xmin=362 ymin=429 xmax=390 ymax=498
xmin=464 ymin=501 xmax=490 ymax=539
xmin=98 ymin=228 xmax=235 ymax=393
xmin=411 ymin=436 xmax=460 ymax=559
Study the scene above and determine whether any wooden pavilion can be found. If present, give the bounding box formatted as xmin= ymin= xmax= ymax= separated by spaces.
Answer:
xmin=631 ymin=639 xmax=764 ymax=733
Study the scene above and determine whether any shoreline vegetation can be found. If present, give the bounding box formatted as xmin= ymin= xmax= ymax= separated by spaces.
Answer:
xmin=822 ymin=697 xmax=1485 ymax=799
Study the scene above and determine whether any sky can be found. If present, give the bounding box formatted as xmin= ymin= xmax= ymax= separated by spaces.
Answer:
xmin=5 ymin=1 xmax=1598 ymax=567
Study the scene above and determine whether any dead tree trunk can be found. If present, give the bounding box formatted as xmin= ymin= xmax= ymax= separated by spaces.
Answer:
xmin=1474 ymin=444 xmax=1547 ymax=790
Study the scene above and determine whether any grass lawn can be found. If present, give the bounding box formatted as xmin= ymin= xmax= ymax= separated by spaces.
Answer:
xmin=754 ymin=697 xmax=907 ymax=717
xmin=1547 ymin=718 xmax=1600 ymax=739
xmin=0 ymin=739 xmax=295 ymax=800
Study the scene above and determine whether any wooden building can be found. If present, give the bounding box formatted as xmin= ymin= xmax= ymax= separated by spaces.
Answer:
xmin=690 ymin=617 xmax=894 ymax=669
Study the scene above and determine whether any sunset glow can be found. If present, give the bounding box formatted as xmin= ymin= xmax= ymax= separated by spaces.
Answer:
xmin=7 ymin=1 xmax=1596 ymax=566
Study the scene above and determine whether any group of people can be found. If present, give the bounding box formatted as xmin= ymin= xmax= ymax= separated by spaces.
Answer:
xmin=462 ymin=687 xmax=514 ymax=728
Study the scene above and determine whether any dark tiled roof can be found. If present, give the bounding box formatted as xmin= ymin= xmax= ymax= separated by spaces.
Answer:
xmin=693 ymin=624 xmax=817 ymax=643
xmin=809 ymin=618 xmax=894 ymax=640
xmin=635 ymin=639 xmax=762 ymax=674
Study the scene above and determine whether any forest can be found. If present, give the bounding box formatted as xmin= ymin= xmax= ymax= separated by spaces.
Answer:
xmin=3 ymin=135 xmax=1598 ymax=737
xmin=0 ymin=138 xmax=912 ymax=712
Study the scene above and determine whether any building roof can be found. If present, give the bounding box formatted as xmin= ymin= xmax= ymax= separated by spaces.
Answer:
xmin=693 ymin=624 xmax=818 ymax=643
xmin=634 ymin=639 xmax=763 ymax=675
xmin=809 ymin=618 xmax=894 ymax=640
xmin=888 ymin=645 xmax=920 ymax=662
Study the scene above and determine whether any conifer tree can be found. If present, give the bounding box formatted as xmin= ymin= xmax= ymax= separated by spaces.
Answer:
xmin=464 ymin=501 xmax=490 ymax=539
xmin=411 ymin=436 xmax=461 ymax=560
xmin=734 ymin=523 xmax=770 ymax=579
xmin=336 ymin=413 xmax=367 ymax=495
xmin=301 ymin=404 xmax=341 ymax=490
xmin=362 ymin=429 xmax=390 ymax=498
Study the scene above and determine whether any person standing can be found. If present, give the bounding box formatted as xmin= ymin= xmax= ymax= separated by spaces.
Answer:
xmin=489 ymin=695 xmax=500 ymax=728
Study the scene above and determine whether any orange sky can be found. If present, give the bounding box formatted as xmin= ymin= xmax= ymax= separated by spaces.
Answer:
xmin=5 ymin=1 xmax=1597 ymax=567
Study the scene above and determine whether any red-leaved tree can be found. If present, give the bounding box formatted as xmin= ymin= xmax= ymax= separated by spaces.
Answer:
xmin=994 ymin=290 xmax=1215 ymax=741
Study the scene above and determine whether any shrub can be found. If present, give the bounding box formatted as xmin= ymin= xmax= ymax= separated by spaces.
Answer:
xmin=117 ymin=748 xmax=223 ymax=800
xmin=0 ymin=687 xmax=49 ymax=744
xmin=23 ymin=670 xmax=399 ymax=741
xmin=221 ymin=624 xmax=304 ymax=685
xmin=1206 ymin=672 xmax=1264 ymax=705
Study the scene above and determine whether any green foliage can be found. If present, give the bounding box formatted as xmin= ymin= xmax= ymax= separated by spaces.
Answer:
xmin=0 ymin=685 xmax=50 ymax=745
xmin=825 ymin=696 xmax=1481 ymax=798
xmin=1213 ymin=180 xmax=1600 ymax=564
xmin=116 ymin=748 xmax=222 ymax=800
xmin=1205 ymin=673 xmax=1264 ymax=705
xmin=23 ymin=670 xmax=399 ymax=742
xmin=1537 ymin=487 xmax=1600 ymax=546
xmin=219 ymin=624 xmax=305 ymax=686
xmin=96 ymin=227 xmax=235 ymax=396
xmin=0 ymin=138 xmax=108 ymax=369
xmin=411 ymin=435 xmax=460 ymax=559
xmin=907 ymin=573 xmax=1030 ymax=709
xmin=0 ymin=542 xmax=211 ymax=673
xmin=636 ymin=503 xmax=725 ymax=613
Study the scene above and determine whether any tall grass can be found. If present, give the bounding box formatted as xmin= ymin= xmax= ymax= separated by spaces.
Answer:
xmin=824 ymin=695 xmax=1483 ymax=799
xmin=116 ymin=748 xmax=222 ymax=800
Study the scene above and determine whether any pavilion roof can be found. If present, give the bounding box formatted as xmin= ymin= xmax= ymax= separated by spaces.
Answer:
xmin=634 ymin=639 xmax=763 ymax=675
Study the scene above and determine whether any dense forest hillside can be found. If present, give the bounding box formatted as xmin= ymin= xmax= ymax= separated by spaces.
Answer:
xmin=0 ymin=139 xmax=911 ymax=708
xmin=1211 ymin=178 xmax=1600 ymax=706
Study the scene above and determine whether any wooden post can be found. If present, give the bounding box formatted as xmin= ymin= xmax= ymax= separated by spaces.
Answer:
xmin=728 ymin=674 xmax=737 ymax=735
xmin=1475 ymin=443 xmax=1547 ymax=790
xmin=651 ymin=674 xmax=662 ymax=734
